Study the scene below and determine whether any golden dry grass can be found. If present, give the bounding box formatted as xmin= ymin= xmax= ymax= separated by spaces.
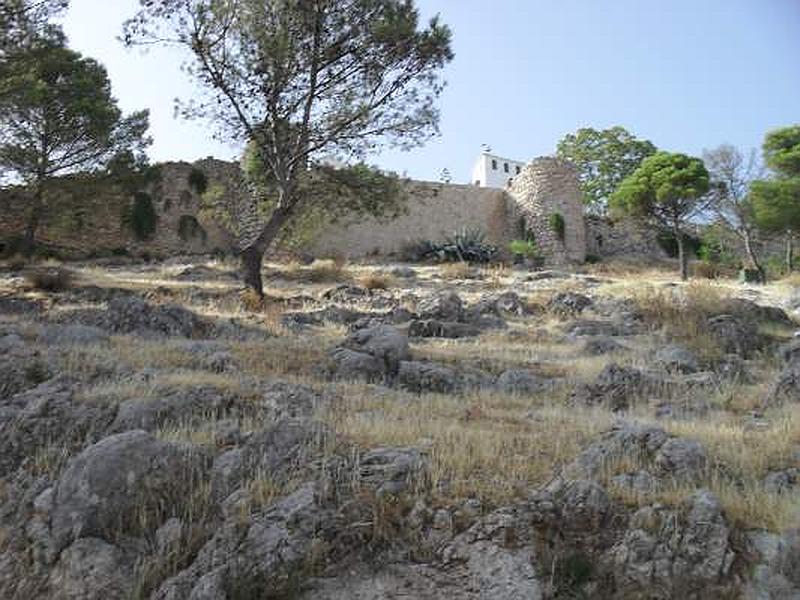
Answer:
xmin=358 ymin=271 xmax=397 ymax=290
xmin=439 ymin=261 xmax=473 ymax=280
xmin=329 ymin=382 xmax=613 ymax=507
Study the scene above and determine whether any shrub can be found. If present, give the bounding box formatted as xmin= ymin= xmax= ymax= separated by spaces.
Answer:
xmin=549 ymin=212 xmax=565 ymax=241
xmin=656 ymin=229 xmax=702 ymax=258
xmin=124 ymin=192 xmax=158 ymax=240
xmin=187 ymin=168 xmax=208 ymax=195
xmin=280 ymin=259 xmax=351 ymax=283
xmin=509 ymin=239 xmax=540 ymax=258
xmin=24 ymin=266 xmax=74 ymax=292
xmin=359 ymin=272 xmax=396 ymax=290
xmin=409 ymin=228 xmax=497 ymax=263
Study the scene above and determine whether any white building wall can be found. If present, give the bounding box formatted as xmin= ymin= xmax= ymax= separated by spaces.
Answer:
xmin=470 ymin=152 xmax=527 ymax=189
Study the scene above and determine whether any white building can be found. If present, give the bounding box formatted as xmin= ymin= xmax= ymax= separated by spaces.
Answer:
xmin=470 ymin=150 xmax=526 ymax=189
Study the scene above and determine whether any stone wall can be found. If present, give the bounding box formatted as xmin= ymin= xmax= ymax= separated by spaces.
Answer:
xmin=0 ymin=159 xmax=238 ymax=258
xmin=508 ymin=157 xmax=586 ymax=264
xmin=585 ymin=215 xmax=669 ymax=261
xmin=309 ymin=182 xmax=514 ymax=258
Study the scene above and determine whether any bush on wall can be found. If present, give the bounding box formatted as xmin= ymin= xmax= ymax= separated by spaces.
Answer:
xmin=123 ymin=191 xmax=157 ymax=240
xmin=188 ymin=168 xmax=208 ymax=195
xmin=549 ymin=212 xmax=566 ymax=241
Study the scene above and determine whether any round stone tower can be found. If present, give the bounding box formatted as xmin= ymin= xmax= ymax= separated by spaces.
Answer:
xmin=509 ymin=157 xmax=586 ymax=264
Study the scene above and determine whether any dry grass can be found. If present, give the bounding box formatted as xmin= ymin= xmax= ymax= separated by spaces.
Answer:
xmin=24 ymin=266 xmax=75 ymax=292
xmin=630 ymin=281 xmax=733 ymax=361
xmin=330 ymin=383 xmax=613 ymax=507
xmin=279 ymin=259 xmax=351 ymax=284
xmin=358 ymin=271 xmax=397 ymax=291
xmin=439 ymin=261 xmax=473 ymax=280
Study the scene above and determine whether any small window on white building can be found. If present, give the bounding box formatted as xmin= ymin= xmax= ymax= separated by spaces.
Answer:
xmin=515 ymin=165 xmax=521 ymax=174
xmin=491 ymin=159 xmax=497 ymax=170
xmin=504 ymin=163 xmax=509 ymax=173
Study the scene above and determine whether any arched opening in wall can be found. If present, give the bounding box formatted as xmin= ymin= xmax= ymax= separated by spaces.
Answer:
xmin=596 ymin=234 xmax=604 ymax=248
xmin=177 ymin=215 xmax=207 ymax=245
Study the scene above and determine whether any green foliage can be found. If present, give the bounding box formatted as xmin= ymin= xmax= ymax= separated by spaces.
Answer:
xmin=656 ymin=230 xmax=702 ymax=259
xmin=177 ymin=215 xmax=207 ymax=243
xmin=556 ymin=126 xmax=657 ymax=214
xmin=187 ymin=168 xmax=208 ymax=195
xmin=125 ymin=0 xmax=452 ymax=293
xmin=410 ymin=228 xmax=497 ymax=263
xmin=0 ymin=38 xmax=150 ymax=184
xmin=762 ymin=125 xmax=800 ymax=177
xmin=750 ymin=126 xmax=800 ymax=239
xmin=549 ymin=212 xmax=565 ymax=241
xmin=124 ymin=191 xmax=157 ymax=240
xmin=236 ymin=139 xmax=409 ymax=250
xmin=697 ymin=226 xmax=739 ymax=267
xmin=610 ymin=152 xmax=710 ymax=224
xmin=509 ymin=239 xmax=540 ymax=258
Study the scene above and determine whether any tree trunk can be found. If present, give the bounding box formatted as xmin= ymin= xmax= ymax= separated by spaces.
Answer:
xmin=743 ymin=232 xmax=765 ymax=283
xmin=676 ymin=231 xmax=688 ymax=281
xmin=241 ymin=244 xmax=265 ymax=296
xmin=22 ymin=184 xmax=45 ymax=256
xmin=786 ymin=233 xmax=795 ymax=273
xmin=239 ymin=205 xmax=293 ymax=297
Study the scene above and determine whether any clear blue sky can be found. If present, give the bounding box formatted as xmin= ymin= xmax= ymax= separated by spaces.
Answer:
xmin=62 ymin=0 xmax=800 ymax=183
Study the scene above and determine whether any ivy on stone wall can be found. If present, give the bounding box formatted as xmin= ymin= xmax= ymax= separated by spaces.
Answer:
xmin=124 ymin=191 xmax=158 ymax=240
xmin=549 ymin=212 xmax=566 ymax=241
xmin=188 ymin=168 xmax=208 ymax=195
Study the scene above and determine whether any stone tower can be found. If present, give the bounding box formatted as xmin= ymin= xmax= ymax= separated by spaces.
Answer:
xmin=509 ymin=157 xmax=586 ymax=264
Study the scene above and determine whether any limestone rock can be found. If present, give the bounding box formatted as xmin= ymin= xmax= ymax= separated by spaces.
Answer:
xmin=417 ymin=291 xmax=464 ymax=322
xmin=51 ymin=430 xmax=208 ymax=551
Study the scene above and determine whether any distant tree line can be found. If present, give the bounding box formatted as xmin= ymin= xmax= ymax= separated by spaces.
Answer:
xmin=557 ymin=124 xmax=800 ymax=281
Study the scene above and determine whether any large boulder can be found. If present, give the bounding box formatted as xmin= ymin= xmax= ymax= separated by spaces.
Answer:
xmin=397 ymin=361 xmax=493 ymax=395
xmin=51 ymin=430 xmax=208 ymax=551
xmin=707 ymin=314 xmax=761 ymax=357
xmin=0 ymin=337 xmax=49 ymax=400
xmin=772 ymin=360 xmax=800 ymax=404
xmin=0 ymin=378 xmax=116 ymax=477
xmin=152 ymin=483 xmax=333 ymax=600
xmin=417 ymin=292 xmax=464 ymax=322
xmin=548 ymin=292 xmax=593 ymax=316
xmin=110 ymin=385 xmax=236 ymax=433
xmin=408 ymin=319 xmax=482 ymax=339
xmin=654 ymin=344 xmax=700 ymax=374
xmin=340 ymin=325 xmax=411 ymax=377
xmin=495 ymin=369 xmax=553 ymax=395
xmin=570 ymin=364 xmax=647 ymax=412
xmin=103 ymin=296 xmax=208 ymax=338
xmin=48 ymin=537 xmax=134 ymax=600
xmin=610 ymin=490 xmax=735 ymax=598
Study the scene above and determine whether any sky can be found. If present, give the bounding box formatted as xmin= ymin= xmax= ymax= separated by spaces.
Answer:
xmin=62 ymin=0 xmax=800 ymax=183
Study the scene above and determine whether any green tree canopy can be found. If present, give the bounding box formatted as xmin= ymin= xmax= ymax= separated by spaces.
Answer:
xmin=124 ymin=0 xmax=453 ymax=295
xmin=0 ymin=34 xmax=150 ymax=251
xmin=610 ymin=151 xmax=710 ymax=280
xmin=750 ymin=125 xmax=800 ymax=271
xmin=556 ymin=126 xmax=657 ymax=215
xmin=762 ymin=124 xmax=800 ymax=177
xmin=0 ymin=0 xmax=68 ymax=60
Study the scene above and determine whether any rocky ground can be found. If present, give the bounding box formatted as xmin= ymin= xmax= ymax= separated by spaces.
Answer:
xmin=0 ymin=256 xmax=798 ymax=599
